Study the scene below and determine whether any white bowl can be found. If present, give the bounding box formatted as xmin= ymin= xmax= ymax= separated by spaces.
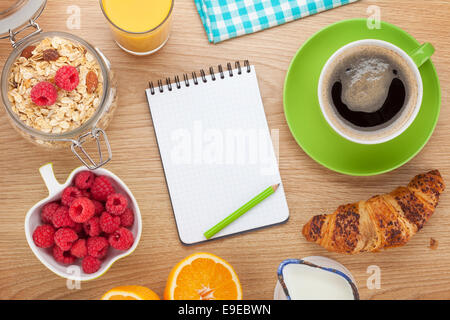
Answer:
xmin=24 ymin=163 xmax=142 ymax=281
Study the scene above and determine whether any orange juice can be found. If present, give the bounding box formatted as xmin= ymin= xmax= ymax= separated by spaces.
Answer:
xmin=100 ymin=0 xmax=173 ymax=55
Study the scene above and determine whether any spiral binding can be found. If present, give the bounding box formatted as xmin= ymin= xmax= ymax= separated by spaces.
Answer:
xmin=148 ymin=60 xmax=251 ymax=95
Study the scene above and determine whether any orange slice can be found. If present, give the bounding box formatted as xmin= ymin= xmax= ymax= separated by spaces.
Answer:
xmin=101 ymin=285 xmax=160 ymax=300
xmin=164 ymin=252 xmax=243 ymax=300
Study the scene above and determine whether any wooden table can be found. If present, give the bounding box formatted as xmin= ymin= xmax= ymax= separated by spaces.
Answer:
xmin=1 ymin=0 xmax=449 ymax=300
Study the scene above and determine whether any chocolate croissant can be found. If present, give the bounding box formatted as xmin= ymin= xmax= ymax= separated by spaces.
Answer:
xmin=302 ymin=170 xmax=445 ymax=254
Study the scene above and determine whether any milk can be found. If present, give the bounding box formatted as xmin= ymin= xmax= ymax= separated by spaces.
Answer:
xmin=282 ymin=263 xmax=355 ymax=300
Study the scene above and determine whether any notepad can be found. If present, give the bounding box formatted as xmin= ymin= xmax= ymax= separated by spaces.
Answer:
xmin=145 ymin=61 xmax=289 ymax=245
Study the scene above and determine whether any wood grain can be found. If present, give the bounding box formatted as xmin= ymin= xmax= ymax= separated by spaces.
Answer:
xmin=0 ymin=0 xmax=449 ymax=300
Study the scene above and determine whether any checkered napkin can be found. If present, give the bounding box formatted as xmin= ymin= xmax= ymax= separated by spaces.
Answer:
xmin=195 ymin=0 xmax=360 ymax=43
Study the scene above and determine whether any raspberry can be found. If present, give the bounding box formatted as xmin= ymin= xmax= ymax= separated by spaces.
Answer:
xmin=52 ymin=206 xmax=76 ymax=228
xmin=120 ymin=208 xmax=134 ymax=228
xmin=32 ymin=225 xmax=55 ymax=248
xmin=69 ymin=197 xmax=95 ymax=223
xmin=55 ymin=65 xmax=79 ymax=91
xmin=54 ymin=228 xmax=78 ymax=251
xmin=41 ymin=202 xmax=59 ymax=224
xmin=72 ymin=223 xmax=84 ymax=235
xmin=70 ymin=239 xmax=87 ymax=258
xmin=87 ymin=236 xmax=109 ymax=259
xmin=91 ymin=176 xmax=115 ymax=201
xmin=53 ymin=246 xmax=76 ymax=264
xmin=82 ymin=256 xmax=101 ymax=274
xmin=30 ymin=81 xmax=57 ymax=106
xmin=74 ymin=171 xmax=94 ymax=190
xmin=105 ymin=193 xmax=128 ymax=215
xmin=99 ymin=212 xmax=121 ymax=234
xmin=81 ymin=189 xmax=91 ymax=198
xmin=109 ymin=227 xmax=134 ymax=251
xmin=61 ymin=186 xmax=82 ymax=207
xmin=84 ymin=216 xmax=101 ymax=237
xmin=92 ymin=200 xmax=104 ymax=216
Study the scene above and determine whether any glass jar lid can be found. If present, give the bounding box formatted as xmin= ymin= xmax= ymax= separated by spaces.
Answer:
xmin=0 ymin=0 xmax=46 ymax=39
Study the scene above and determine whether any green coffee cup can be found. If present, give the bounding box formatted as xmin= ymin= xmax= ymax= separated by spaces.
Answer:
xmin=318 ymin=39 xmax=434 ymax=145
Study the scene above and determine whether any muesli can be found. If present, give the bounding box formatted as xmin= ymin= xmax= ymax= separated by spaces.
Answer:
xmin=7 ymin=37 xmax=103 ymax=134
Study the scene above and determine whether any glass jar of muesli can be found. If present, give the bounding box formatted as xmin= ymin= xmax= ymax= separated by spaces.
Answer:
xmin=0 ymin=0 xmax=117 ymax=169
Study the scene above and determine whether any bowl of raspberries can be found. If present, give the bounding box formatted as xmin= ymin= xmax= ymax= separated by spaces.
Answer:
xmin=25 ymin=163 xmax=142 ymax=281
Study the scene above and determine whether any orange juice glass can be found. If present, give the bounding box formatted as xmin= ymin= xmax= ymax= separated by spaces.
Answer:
xmin=100 ymin=0 xmax=173 ymax=55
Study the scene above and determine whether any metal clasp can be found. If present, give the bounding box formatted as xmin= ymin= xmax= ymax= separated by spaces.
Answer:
xmin=71 ymin=128 xmax=112 ymax=170
xmin=8 ymin=19 xmax=42 ymax=48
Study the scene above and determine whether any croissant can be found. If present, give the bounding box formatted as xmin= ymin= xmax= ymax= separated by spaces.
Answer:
xmin=302 ymin=170 xmax=445 ymax=254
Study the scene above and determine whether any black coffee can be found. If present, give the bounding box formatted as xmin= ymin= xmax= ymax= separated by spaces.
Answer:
xmin=320 ymin=44 xmax=419 ymax=143
xmin=331 ymin=76 xmax=406 ymax=127
xmin=322 ymin=45 xmax=418 ymax=134
xmin=330 ymin=51 xmax=412 ymax=128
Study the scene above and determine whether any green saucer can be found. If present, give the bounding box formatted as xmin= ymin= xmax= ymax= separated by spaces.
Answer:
xmin=284 ymin=19 xmax=441 ymax=176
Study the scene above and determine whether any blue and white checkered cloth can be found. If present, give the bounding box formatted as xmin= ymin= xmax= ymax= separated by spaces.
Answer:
xmin=195 ymin=0 xmax=360 ymax=43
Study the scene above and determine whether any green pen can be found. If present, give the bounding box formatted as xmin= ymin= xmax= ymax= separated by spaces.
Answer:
xmin=204 ymin=183 xmax=280 ymax=239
